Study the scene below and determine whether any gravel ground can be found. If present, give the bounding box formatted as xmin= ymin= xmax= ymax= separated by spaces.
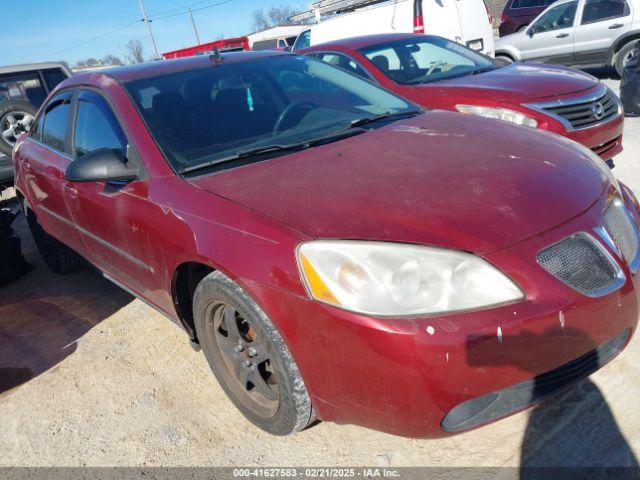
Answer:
xmin=0 ymin=77 xmax=638 ymax=469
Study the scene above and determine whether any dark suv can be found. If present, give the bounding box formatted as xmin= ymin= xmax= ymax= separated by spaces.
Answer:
xmin=0 ymin=62 xmax=71 ymax=192
xmin=498 ymin=0 xmax=559 ymax=36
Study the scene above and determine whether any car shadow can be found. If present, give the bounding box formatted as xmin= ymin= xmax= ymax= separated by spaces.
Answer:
xmin=466 ymin=325 xmax=637 ymax=478
xmin=0 ymin=210 xmax=132 ymax=396
xmin=583 ymin=66 xmax=620 ymax=80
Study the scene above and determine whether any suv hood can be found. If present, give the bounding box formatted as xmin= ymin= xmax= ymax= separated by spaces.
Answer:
xmin=188 ymin=112 xmax=608 ymax=254
xmin=427 ymin=63 xmax=599 ymax=102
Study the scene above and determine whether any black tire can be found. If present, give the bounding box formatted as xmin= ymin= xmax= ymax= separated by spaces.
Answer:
xmin=0 ymin=101 xmax=37 ymax=156
xmin=615 ymin=41 xmax=639 ymax=78
xmin=194 ymin=270 xmax=315 ymax=435
xmin=26 ymin=210 xmax=84 ymax=275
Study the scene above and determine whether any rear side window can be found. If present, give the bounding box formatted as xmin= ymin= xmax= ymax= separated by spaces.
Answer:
xmin=0 ymin=72 xmax=47 ymax=107
xmin=581 ymin=0 xmax=630 ymax=24
xmin=41 ymin=69 xmax=68 ymax=91
xmin=41 ymin=96 xmax=72 ymax=152
xmin=293 ymin=30 xmax=311 ymax=51
xmin=73 ymin=91 xmax=127 ymax=158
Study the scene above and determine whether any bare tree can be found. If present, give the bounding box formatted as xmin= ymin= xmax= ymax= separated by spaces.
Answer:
xmin=102 ymin=54 xmax=123 ymax=66
xmin=124 ymin=40 xmax=145 ymax=64
xmin=251 ymin=4 xmax=305 ymax=31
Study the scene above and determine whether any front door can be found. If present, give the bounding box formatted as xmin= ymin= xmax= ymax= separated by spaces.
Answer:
xmin=521 ymin=0 xmax=578 ymax=63
xmin=64 ymin=89 xmax=158 ymax=297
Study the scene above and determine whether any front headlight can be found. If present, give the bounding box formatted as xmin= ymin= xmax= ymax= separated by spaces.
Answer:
xmin=297 ymin=241 xmax=524 ymax=316
xmin=455 ymin=105 xmax=538 ymax=128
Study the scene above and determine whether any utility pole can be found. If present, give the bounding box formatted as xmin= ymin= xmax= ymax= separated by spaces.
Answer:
xmin=188 ymin=8 xmax=201 ymax=45
xmin=139 ymin=0 xmax=160 ymax=60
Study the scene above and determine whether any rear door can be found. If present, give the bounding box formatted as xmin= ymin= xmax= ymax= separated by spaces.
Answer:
xmin=21 ymin=92 xmax=84 ymax=252
xmin=573 ymin=0 xmax=633 ymax=65
xmin=450 ymin=0 xmax=494 ymax=53
xmin=521 ymin=0 xmax=578 ymax=63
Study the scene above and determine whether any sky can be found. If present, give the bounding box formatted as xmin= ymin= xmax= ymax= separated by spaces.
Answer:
xmin=1 ymin=0 xmax=306 ymax=67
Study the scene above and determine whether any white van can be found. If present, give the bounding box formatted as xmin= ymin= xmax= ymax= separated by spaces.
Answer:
xmin=291 ymin=0 xmax=495 ymax=56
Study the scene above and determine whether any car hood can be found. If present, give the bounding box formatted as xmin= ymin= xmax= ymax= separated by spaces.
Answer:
xmin=187 ymin=111 xmax=608 ymax=254
xmin=424 ymin=63 xmax=599 ymax=102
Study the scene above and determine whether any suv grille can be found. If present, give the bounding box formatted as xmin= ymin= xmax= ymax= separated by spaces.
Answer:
xmin=603 ymin=199 xmax=639 ymax=267
xmin=541 ymin=88 xmax=618 ymax=130
xmin=537 ymin=233 xmax=624 ymax=297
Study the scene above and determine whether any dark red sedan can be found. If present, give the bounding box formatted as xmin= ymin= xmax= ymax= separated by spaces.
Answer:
xmin=301 ymin=34 xmax=624 ymax=165
xmin=13 ymin=51 xmax=639 ymax=437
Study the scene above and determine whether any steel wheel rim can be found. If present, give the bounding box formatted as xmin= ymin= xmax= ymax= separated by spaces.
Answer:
xmin=207 ymin=301 xmax=280 ymax=418
xmin=1 ymin=111 xmax=35 ymax=147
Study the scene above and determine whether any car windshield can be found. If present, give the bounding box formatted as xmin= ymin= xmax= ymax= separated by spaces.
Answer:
xmin=359 ymin=37 xmax=498 ymax=85
xmin=125 ymin=55 xmax=415 ymax=173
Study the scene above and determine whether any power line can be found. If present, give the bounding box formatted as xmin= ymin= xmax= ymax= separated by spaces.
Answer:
xmin=150 ymin=0 xmax=237 ymax=21
xmin=45 ymin=20 xmax=141 ymax=59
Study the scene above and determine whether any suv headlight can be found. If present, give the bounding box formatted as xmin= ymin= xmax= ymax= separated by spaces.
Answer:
xmin=455 ymin=105 xmax=538 ymax=128
xmin=297 ymin=241 xmax=524 ymax=316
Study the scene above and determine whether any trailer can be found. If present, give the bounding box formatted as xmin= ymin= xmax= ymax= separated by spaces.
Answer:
xmin=162 ymin=36 xmax=250 ymax=59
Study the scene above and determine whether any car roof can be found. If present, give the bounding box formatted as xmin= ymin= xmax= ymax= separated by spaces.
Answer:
xmin=301 ymin=33 xmax=425 ymax=52
xmin=0 ymin=62 xmax=72 ymax=76
xmin=87 ymin=50 xmax=289 ymax=83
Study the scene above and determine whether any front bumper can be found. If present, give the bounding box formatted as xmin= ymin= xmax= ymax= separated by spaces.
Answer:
xmin=246 ymin=191 xmax=639 ymax=438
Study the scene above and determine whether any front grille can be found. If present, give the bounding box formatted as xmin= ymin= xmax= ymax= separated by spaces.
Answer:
xmin=541 ymin=88 xmax=619 ymax=130
xmin=536 ymin=233 xmax=623 ymax=297
xmin=604 ymin=199 xmax=639 ymax=266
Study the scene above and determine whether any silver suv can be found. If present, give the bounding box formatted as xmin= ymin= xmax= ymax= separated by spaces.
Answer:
xmin=495 ymin=0 xmax=640 ymax=75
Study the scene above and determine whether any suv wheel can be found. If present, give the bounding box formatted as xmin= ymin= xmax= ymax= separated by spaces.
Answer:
xmin=0 ymin=101 xmax=37 ymax=156
xmin=26 ymin=211 xmax=84 ymax=275
xmin=193 ymin=271 xmax=316 ymax=435
xmin=615 ymin=40 xmax=639 ymax=77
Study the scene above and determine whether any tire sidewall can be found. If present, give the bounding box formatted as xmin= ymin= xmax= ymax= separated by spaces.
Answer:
xmin=194 ymin=271 xmax=313 ymax=436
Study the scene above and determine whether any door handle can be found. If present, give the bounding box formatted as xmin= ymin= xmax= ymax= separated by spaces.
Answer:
xmin=64 ymin=184 xmax=78 ymax=197
xmin=556 ymin=33 xmax=570 ymax=38
xmin=609 ymin=23 xmax=624 ymax=29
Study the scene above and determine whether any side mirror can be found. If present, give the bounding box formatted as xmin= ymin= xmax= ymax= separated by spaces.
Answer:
xmin=66 ymin=148 xmax=138 ymax=183
xmin=527 ymin=26 xmax=536 ymax=37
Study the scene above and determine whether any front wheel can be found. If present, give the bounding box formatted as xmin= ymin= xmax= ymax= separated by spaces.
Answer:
xmin=194 ymin=271 xmax=315 ymax=435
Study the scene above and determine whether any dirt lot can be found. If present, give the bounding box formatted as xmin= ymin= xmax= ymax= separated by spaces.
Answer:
xmin=0 ymin=77 xmax=639 ymax=469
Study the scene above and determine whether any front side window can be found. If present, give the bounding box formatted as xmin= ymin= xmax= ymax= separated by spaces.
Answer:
xmin=581 ymin=0 xmax=630 ymax=24
xmin=0 ymin=72 xmax=47 ymax=107
xmin=314 ymin=53 xmax=371 ymax=79
xmin=41 ymin=95 xmax=71 ymax=153
xmin=532 ymin=1 xmax=577 ymax=32
xmin=360 ymin=37 xmax=496 ymax=85
xmin=73 ymin=91 xmax=127 ymax=158
xmin=126 ymin=55 xmax=413 ymax=172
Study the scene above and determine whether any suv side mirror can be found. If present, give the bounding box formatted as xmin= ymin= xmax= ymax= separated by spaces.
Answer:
xmin=66 ymin=148 xmax=138 ymax=183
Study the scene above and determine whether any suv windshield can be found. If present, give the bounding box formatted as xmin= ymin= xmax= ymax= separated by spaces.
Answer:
xmin=126 ymin=55 xmax=415 ymax=173
xmin=359 ymin=37 xmax=497 ymax=85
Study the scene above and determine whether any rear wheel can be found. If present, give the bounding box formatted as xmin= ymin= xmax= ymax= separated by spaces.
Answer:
xmin=194 ymin=271 xmax=315 ymax=435
xmin=495 ymin=54 xmax=515 ymax=65
xmin=615 ymin=40 xmax=639 ymax=77
xmin=0 ymin=101 xmax=37 ymax=156
xmin=26 ymin=211 xmax=84 ymax=275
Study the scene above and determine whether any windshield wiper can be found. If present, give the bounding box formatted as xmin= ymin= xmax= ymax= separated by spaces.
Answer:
xmin=347 ymin=110 xmax=422 ymax=129
xmin=179 ymin=128 xmax=367 ymax=175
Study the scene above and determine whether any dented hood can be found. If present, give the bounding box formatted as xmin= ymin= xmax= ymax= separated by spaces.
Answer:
xmin=187 ymin=111 xmax=608 ymax=253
